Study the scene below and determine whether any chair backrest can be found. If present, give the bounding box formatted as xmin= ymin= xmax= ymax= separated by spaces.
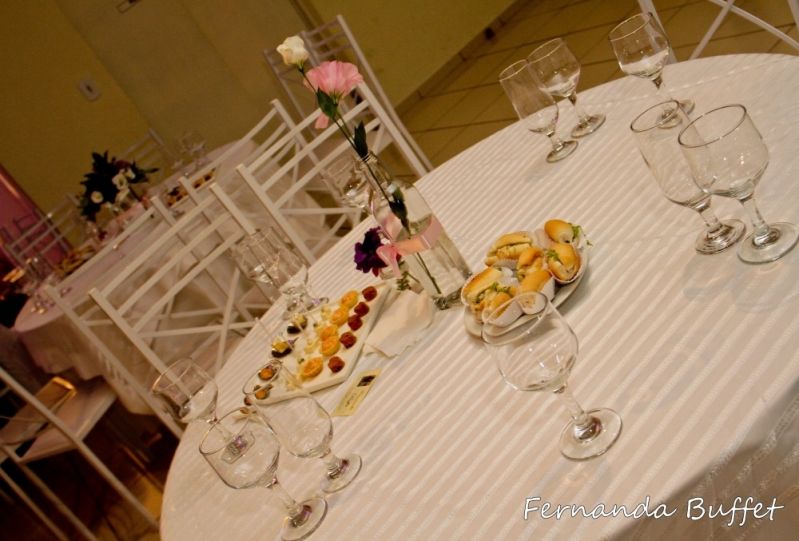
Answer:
xmin=87 ymin=185 xmax=267 ymax=385
xmin=265 ymin=14 xmax=432 ymax=171
xmin=4 ymin=195 xmax=82 ymax=271
xmin=236 ymin=83 xmax=428 ymax=263
xmin=44 ymin=206 xmax=183 ymax=438
xmin=0 ymin=366 xmax=158 ymax=532
xmin=638 ymin=0 xmax=799 ymax=59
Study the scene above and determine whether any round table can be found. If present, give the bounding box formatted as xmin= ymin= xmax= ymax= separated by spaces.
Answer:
xmin=161 ymin=55 xmax=799 ymax=540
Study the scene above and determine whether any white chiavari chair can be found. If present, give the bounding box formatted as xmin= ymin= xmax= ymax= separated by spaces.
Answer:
xmin=236 ymin=83 xmax=427 ymax=264
xmin=0 ymin=368 xmax=159 ymax=537
xmin=87 ymin=186 xmax=270 ymax=402
xmin=265 ymin=14 xmax=432 ymax=171
xmin=638 ymin=0 xmax=799 ymax=59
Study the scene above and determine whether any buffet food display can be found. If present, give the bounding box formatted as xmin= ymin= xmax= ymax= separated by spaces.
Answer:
xmin=462 ymin=219 xmax=588 ymax=336
xmin=253 ymin=283 xmax=391 ymax=403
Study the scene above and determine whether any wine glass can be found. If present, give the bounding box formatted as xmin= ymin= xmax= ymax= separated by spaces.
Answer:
xmin=324 ymin=154 xmax=371 ymax=211
xmin=499 ymin=60 xmax=578 ymax=163
xmin=200 ymin=408 xmax=327 ymax=541
xmin=482 ymin=292 xmax=622 ymax=460
xmin=151 ymin=358 xmax=219 ymax=424
xmin=609 ymin=12 xmax=694 ymax=115
xmin=243 ymin=362 xmax=362 ymax=493
xmin=678 ymin=104 xmax=799 ymax=264
xmin=526 ymin=38 xmax=605 ymax=138
xmin=230 ymin=230 xmax=280 ymax=302
xmin=233 ymin=229 xmax=328 ymax=318
xmin=630 ymin=100 xmax=745 ymax=254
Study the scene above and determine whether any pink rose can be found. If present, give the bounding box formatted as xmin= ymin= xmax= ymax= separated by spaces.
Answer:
xmin=305 ymin=61 xmax=364 ymax=129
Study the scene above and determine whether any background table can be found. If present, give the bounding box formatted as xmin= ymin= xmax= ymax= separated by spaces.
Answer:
xmin=161 ymin=54 xmax=799 ymax=539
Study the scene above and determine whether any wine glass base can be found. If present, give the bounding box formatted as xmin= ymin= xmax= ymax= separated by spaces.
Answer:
xmin=738 ymin=222 xmax=799 ymax=264
xmin=321 ymin=454 xmax=362 ymax=493
xmin=559 ymin=408 xmax=622 ymax=461
xmin=678 ymin=99 xmax=695 ymax=115
xmin=571 ymin=114 xmax=606 ymax=138
xmin=546 ymin=140 xmax=578 ymax=163
xmin=695 ymin=218 xmax=745 ymax=255
xmin=281 ymin=497 xmax=327 ymax=541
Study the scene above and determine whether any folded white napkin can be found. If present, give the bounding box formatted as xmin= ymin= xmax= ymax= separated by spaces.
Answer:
xmin=365 ymin=289 xmax=434 ymax=357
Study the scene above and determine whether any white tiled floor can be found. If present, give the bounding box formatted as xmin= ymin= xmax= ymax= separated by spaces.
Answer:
xmin=400 ymin=0 xmax=798 ymax=167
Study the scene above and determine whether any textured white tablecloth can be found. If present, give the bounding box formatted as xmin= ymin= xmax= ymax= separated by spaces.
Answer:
xmin=161 ymin=55 xmax=799 ymax=540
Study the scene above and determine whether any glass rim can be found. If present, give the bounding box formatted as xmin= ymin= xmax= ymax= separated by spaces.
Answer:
xmin=199 ymin=407 xmax=250 ymax=455
xmin=677 ymin=104 xmax=748 ymax=149
xmin=526 ymin=37 xmax=566 ymax=64
xmin=629 ymin=99 xmax=682 ymax=133
xmin=498 ymin=59 xmax=531 ymax=83
xmin=608 ymin=12 xmax=651 ymax=42
xmin=480 ymin=291 xmax=554 ymax=346
xmin=151 ymin=357 xmax=198 ymax=393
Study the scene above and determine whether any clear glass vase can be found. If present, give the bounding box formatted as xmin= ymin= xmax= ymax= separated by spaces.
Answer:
xmin=359 ymin=153 xmax=471 ymax=309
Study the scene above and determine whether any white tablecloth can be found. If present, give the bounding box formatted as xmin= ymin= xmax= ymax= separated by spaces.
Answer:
xmin=161 ymin=55 xmax=799 ymax=540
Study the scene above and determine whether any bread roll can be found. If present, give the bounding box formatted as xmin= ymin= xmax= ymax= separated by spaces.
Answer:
xmin=488 ymin=291 xmax=512 ymax=312
xmin=520 ymin=269 xmax=553 ymax=293
xmin=490 ymin=231 xmax=531 ymax=251
xmin=544 ymin=219 xmax=576 ymax=244
xmin=546 ymin=242 xmax=580 ymax=282
xmin=485 ymin=231 xmax=532 ymax=265
xmin=463 ymin=267 xmax=503 ymax=303
xmin=517 ymin=246 xmax=543 ymax=268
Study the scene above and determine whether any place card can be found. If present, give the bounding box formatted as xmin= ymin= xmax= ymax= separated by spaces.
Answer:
xmin=332 ymin=369 xmax=381 ymax=417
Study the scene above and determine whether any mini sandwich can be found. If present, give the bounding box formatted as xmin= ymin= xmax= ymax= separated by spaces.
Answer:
xmin=519 ymin=269 xmax=553 ymax=294
xmin=484 ymin=231 xmax=532 ymax=266
xmin=463 ymin=267 xmax=510 ymax=318
xmin=545 ymin=242 xmax=581 ymax=282
xmin=516 ymin=245 xmax=545 ymax=279
xmin=544 ymin=219 xmax=581 ymax=245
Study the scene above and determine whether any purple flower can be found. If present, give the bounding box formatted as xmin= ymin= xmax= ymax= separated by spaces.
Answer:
xmin=354 ymin=227 xmax=388 ymax=276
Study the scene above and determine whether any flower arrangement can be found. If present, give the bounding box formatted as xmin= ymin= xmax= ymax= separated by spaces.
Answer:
xmin=353 ymin=227 xmax=411 ymax=290
xmin=276 ymin=36 xmax=409 ymax=228
xmin=79 ymin=151 xmax=154 ymax=221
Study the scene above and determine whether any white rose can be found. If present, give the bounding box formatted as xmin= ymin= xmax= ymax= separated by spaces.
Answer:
xmin=124 ymin=167 xmax=136 ymax=180
xmin=277 ymin=35 xmax=309 ymax=67
xmin=115 ymin=187 xmax=130 ymax=202
xmin=112 ymin=173 xmax=128 ymax=190
xmin=90 ymin=191 xmax=103 ymax=204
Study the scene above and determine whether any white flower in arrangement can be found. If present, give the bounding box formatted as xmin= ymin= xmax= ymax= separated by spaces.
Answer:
xmin=277 ymin=35 xmax=309 ymax=67
xmin=115 ymin=187 xmax=130 ymax=203
xmin=90 ymin=191 xmax=104 ymax=204
xmin=123 ymin=167 xmax=136 ymax=180
xmin=112 ymin=172 xmax=128 ymax=190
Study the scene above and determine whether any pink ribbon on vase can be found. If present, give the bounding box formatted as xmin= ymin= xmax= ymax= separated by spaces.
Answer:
xmin=376 ymin=216 xmax=443 ymax=278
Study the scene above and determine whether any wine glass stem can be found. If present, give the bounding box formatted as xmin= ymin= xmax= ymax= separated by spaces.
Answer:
xmin=546 ymin=130 xmax=566 ymax=152
xmin=320 ymin=448 xmax=346 ymax=479
xmin=269 ymin=478 xmax=304 ymax=520
xmin=554 ymin=384 xmax=597 ymax=438
xmin=566 ymin=92 xmax=590 ymax=124
xmin=696 ymin=203 xmax=725 ymax=237
xmin=740 ymin=196 xmax=774 ymax=246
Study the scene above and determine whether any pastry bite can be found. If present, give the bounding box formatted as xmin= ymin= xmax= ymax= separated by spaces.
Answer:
xmin=544 ymin=219 xmax=581 ymax=245
xmin=319 ymin=325 xmax=338 ymax=340
xmin=347 ymin=315 xmax=363 ymax=331
xmin=353 ymin=302 xmax=369 ymax=317
xmin=362 ymin=286 xmax=378 ymax=301
xmin=340 ymin=290 xmax=359 ymax=308
xmin=321 ymin=336 xmax=340 ymax=356
xmin=546 ymin=243 xmax=581 ymax=283
xmin=287 ymin=313 xmax=308 ymax=334
xmin=300 ymin=357 xmax=323 ymax=380
xmin=328 ymin=356 xmax=345 ymax=373
xmin=339 ymin=332 xmax=357 ymax=349
xmin=271 ymin=337 xmax=292 ymax=358
xmin=484 ymin=231 xmax=532 ymax=266
xmin=330 ymin=307 xmax=349 ymax=326
xmin=253 ymin=383 xmax=272 ymax=400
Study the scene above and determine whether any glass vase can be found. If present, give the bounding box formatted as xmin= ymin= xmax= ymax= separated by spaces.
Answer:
xmin=359 ymin=153 xmax=471 ymax=309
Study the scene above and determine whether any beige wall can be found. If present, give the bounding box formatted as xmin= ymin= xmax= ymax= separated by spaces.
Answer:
xmin=0 ymin=1 xmax=150 ymax=212
xmin=305 ymin=0 xmax=516 ymax=104
xmin=1 ymin=0 xmax=511 ymax=213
